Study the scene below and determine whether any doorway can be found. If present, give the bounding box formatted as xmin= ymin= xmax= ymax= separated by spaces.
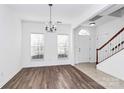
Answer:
xmin=74 ymin=29 xmax=90 ymax=64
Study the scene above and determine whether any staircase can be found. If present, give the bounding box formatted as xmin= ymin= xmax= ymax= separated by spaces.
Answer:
xmin=96 ymin=27 xmax=124 ymax=64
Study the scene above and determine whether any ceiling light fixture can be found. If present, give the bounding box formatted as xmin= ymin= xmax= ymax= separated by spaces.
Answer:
xmin=45 ymin=4 xmax=57 ymax=32
xmin=89 ymin=22 xmax=96 ymax=26
xmin=78 ymin=29 xmax=90 ymax=36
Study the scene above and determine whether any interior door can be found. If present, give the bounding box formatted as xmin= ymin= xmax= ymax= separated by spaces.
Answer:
xmin=75 ymin=35 xmax=90 ymax=64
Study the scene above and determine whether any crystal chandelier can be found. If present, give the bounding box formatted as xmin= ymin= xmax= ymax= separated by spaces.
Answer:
xmin=45 ymin=4 xmax=57 ymax=32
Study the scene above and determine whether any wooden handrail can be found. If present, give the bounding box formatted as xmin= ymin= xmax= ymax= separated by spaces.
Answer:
xmin=96 ymin=27 xmax=124 ymax=64
xmin=98 ymin=27 xmax=124 ymax=50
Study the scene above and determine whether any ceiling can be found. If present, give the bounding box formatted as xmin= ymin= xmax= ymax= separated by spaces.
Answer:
xmin=6 ymin=4 xmax=109 ymax=28
xmin=82 ymin=4 xmax=124 ymax=27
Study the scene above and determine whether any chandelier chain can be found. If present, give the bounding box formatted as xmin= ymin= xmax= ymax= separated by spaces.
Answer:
xmin=45 ymin=4 xmax=56 ymax=32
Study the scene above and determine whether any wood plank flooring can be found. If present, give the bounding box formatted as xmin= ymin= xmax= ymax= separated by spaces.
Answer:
xmin=2 ymin=65 xmax=104 ymax=89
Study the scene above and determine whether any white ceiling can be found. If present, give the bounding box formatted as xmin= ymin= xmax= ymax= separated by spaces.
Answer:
xmin=6 ymin=4 xmax=109 ymax=28
xmin=82 ymin=4 xmax=124 ymax=27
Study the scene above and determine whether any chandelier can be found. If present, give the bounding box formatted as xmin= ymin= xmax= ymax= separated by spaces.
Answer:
xmin=45 ymin=4 xmax=57 ymax=32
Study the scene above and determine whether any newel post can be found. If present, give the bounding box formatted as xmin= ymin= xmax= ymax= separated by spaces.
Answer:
xmin=96 ymin=49 xmax=99 ymax=65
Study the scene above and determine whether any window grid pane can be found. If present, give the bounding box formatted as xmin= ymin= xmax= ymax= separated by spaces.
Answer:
xmin=31 ymin=34 xmax=44 ymax=59
xmin=57 ymin=35 xmax=69 ymax=59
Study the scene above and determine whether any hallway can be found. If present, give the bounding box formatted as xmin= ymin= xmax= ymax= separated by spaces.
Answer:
xmin=75 ymin=63 xmax=124 ymax=89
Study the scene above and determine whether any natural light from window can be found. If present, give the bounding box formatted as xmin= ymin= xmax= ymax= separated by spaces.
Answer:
xmin=57 ymin=35 xmax=69 ymax=59
xmin=31 ymin=34 xmax=44 ymax=60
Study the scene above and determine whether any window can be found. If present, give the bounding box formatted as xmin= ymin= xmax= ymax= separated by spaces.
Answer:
xmin=57 ymin=35 xmax=69 ymax=59
xmin=31 ymin=34 xmax=44 ymax=59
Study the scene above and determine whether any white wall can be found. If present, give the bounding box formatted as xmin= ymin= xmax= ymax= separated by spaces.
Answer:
xmin=96 ymin=16 xmax=124 ymax=80
xmin=0 ymin=5 xmax=22 ymax=88
xmin=22 ymin=21 xmax=74 ymax=67
xmin=97 ymin=49 xmax=124 ymax=80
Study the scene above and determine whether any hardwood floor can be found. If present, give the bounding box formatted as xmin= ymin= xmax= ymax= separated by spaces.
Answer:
xmin=2 ymin=65 xmax=104 ymax=89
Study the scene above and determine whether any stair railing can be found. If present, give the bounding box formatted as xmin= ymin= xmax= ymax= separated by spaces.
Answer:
xmin=96 ymin=27 xmax=124 ymax=64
